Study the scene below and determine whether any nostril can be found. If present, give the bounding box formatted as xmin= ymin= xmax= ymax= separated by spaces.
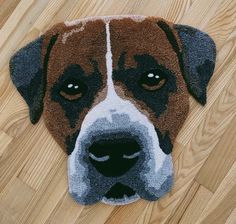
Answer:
xmin=123 ymin=151 xmax=140 ymax=159
xmin=89 ymin=153 xmax=110 ymax=162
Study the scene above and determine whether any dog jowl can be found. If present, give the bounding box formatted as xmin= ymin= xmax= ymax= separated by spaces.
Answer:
xmin=9 ymin=16 xmax=216 ymax=205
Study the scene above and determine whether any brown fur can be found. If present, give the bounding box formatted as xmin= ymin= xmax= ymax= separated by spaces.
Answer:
xmin=39 ymin=17 xmax=189 ymax=152
xmin=110 ymin=18 xmax=189 ymax=142
xmin=42 ymin=20 xmax=108 ymax=151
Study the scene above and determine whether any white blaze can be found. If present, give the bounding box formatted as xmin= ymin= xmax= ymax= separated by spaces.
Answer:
xmin=105 ymin=22 xmax=117 ymax=99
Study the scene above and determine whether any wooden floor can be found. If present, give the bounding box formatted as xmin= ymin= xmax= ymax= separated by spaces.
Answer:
xmin=0 ymin=0 xmax=236 ymax=223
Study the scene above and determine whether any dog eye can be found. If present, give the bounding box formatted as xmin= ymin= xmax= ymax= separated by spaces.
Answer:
xmin=139 ymin=70 xmax=166 ymax=91
xmin=59 ymin=79 xmax=87 ymax=100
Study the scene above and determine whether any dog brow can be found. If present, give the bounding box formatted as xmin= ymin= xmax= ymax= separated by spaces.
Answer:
xmin=43 ymin=35 xmax=58 ymax=81
xmin=157 ymin=21 xmax=180 ymax=54
xmin=157 ymin=21 xmax=184 ymax=76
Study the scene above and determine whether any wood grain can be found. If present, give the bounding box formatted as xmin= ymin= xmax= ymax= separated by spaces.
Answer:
xmin=0 ymin=0 xmax=236 ymax=223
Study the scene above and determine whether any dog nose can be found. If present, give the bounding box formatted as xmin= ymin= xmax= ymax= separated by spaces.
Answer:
xmin=88 ymin=137 xmax=141 ymax=177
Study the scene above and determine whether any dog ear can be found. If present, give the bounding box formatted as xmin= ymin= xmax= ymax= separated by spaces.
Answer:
xmin=174 ymin=24 xmax=216 ymax=105
xmin=157 ymin=21 xmax=216 ymax=105
xmin=9 ymin=34 xmax=58 ymax=124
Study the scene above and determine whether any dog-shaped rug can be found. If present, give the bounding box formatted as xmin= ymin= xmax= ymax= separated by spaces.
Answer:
xmin=9 ymin=15 xmax=216 ymax=205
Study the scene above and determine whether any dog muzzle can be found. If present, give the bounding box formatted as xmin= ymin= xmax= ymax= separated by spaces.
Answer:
xmin=68 ymin=89 xmax=173 ymax=205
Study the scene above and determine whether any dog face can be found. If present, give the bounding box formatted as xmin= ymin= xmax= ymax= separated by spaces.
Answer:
xmin=10 ymin=16 xmax=216 ymax=205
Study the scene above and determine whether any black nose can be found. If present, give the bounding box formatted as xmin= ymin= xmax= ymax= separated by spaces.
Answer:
xmin=88 ymin=137 xmax=141 ymax=177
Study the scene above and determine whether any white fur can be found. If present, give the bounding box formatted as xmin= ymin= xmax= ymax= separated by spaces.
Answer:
xmin=62 ymin=24 xmax=85 ymax=44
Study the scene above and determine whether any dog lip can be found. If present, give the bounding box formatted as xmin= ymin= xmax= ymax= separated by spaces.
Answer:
xmin=102 ymin=193 xmax=140 ymax=205
xmin=104 ymin=183 xmax=136 ymax=199
xmin=102 ymin=183 xmax=140 ymax=205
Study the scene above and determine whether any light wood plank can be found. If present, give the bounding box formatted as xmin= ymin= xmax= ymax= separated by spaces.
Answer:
xmin=75 ymin=203 xmax=114 ymax=224
xmin=105 ymin=200 xmax=148 ymax=224
xmin=196 ymin=116 xmax=236 ymax=192
xmin=196 ymin=161 xmax=236 ymax=224
xmin=0 ymin=130 xmax=13 ymax=157
xmin=20 ymin=157 xmax=67 ymax=224
xmin=0 ymin=0 xmax=20 ymax=28
xmin=179 ymin=185 xmax=213 ymax=224
xmin=225 ymin=208 xmax=236 ymax=224
xmin=44 ymin=192 xmax=84 ymax=224
xmin=166 ymin=181 xmax=200 ymax=224
xmin=0 ymin=178 xmax=35 ymax=223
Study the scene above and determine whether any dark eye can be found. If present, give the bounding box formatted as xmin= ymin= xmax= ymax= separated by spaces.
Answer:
xmin=138 ymin=70 xmax=166 ymax=91
xmin=59 ymin=79 xmax=87 ymax=100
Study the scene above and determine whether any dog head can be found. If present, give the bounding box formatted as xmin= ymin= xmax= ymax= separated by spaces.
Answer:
xmin=9 ymin=16 xmax=216 ymax=205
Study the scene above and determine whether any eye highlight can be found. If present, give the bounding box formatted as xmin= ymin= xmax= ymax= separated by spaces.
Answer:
xmin=139 ymin=70 xmax=166 ymax=91
xmin=59 ymin=78 xmax=87 ymax=100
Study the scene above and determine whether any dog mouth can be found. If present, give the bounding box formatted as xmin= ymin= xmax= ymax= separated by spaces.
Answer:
xmin=102 ymin=183 xmax=140 ymax=205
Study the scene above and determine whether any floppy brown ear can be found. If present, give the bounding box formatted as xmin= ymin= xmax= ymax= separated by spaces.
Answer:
xmin=157 ymin=21 xmax=216 ymax=105
xmin=9 ymin=34 xmax=58 ymax=124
